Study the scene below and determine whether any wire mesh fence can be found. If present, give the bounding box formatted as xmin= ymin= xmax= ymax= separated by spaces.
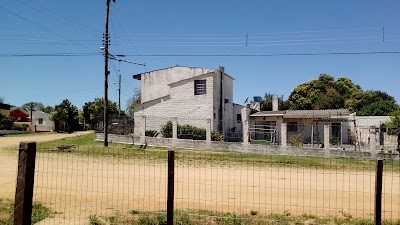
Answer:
xmin=31 ymin=137 xmax=400 ymax=224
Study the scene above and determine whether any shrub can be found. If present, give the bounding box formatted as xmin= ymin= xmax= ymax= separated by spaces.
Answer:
xmin=211 ymin=130 xmax=223 ymax=141
xmin=145 ymin=130 xmax=159 ymax=137
xmin=178 ymin=124 xmax=206 ymax=140
xmin=11 ymin=123 xmax=29 ymax=131
xmin=160 ymin=121 xmax=172 ymax=138
xmin=0 ymin=114 xmax=14 ymax=130
xmin=288 ymin=134 xmax=302 ymax=146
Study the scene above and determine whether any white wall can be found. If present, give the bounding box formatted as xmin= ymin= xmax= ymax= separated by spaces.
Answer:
xmin=139 ymin=66 xmax=215 ymax=103
xmin=134 ymin=74 xmax=215 ymax=134
xmin=32 ymin=111 xmax=55 ymax=132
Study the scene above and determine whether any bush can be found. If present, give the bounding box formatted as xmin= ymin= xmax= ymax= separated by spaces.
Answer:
xmin=178 ymin=124 xmax=206 ymax=140
xmin=11 ymin=123 xmax=29 ymax=131
xmin=211 ymin=130 xmax=223 ymax=141
xmin=288 ymin=134 xmax=302 ymax=146
xmin=0 ymin=114 xmax=14 ymax=130
xmin=145 ymin=130 xmax=159 ymax=137
xmin=160 ymin=121 xmax=172 ymax=138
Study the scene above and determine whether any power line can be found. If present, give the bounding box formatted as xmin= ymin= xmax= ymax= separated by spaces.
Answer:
xmin=122 ymin=51 xmax=400 ymax=57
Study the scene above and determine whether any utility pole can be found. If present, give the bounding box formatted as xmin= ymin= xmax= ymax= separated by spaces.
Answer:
xmin=103 ymin=0 xmax=114 ymax=147
xmin=118 ymin=71 xmax=121 ymax=111
xmin=29 ymin=102 xmax=33 ymax=125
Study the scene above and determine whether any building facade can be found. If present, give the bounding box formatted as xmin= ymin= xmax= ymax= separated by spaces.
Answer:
xmin=133 ymin=66 xmax=243 ymax=138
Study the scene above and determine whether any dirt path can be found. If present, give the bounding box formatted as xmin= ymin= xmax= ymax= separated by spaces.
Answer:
xmin=0 ymin=131 xmax=93 ymax=149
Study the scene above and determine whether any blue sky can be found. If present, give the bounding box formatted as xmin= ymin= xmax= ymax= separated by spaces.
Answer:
xmin=1 ymin=0 xmax=399 ymax=110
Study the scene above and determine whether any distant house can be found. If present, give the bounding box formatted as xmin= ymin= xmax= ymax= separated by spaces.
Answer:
xmin=32 ymin=111 xmax=55 ymax=132
xmin=250 ymin=107 xmax=353 ymax=145
xmin=133 ymin=65 xmax=243 ymax=139
xmin=0 ymin=103 xmax=11 ymax=116
xmin=10 ymin=107 xmax=30 ymax=122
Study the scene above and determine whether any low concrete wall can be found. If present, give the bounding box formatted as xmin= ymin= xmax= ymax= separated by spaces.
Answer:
xmin=94 ymin=133 xmax=399 ymax=160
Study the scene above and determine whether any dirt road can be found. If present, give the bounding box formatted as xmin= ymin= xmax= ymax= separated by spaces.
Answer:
xmin=1 ymin=133 xmax=399 ymax=224
xmin=0 ymin=131 xmax=93 ymax=149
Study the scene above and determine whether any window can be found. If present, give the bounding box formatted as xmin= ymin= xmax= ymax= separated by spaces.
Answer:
xmin=225 ymin=99 xmax=229 ymax=103
xmin=288 ymin=122 xmax=298 ymax=132
xmin=236 ymin=114 xmax=242 ymax=123
xmin=38 ymin=118 xmax=44 ymax=125
xmin=194 ymin=80 xmax=206 ymax=95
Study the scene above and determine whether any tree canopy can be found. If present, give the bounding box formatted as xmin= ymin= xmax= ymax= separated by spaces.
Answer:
xmin=21 ymin=102 xmax=54 ymax=113
xmin=386 ymin=110 xmax=400 ymax=151
xmin=126 ymin=88 xmax=141 ymax=117
xmin=284 ymin=74 xmax=398 ymax=116
xmin=82 ymin=98 xmax=122 ymax=129
xmin=51 ymin=99 xmax=79 ymax=133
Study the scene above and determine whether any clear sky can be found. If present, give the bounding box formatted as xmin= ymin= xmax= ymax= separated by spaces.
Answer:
xmin=1 ymin=0 xmax=399 ymax=110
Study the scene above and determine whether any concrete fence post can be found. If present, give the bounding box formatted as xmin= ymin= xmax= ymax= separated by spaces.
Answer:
xmin=140 ymin=116 xmax=146 ymax=144
xmin=14 ymin=142 xmax=37 ymax=225
xmin=324 ymin=124 xmax=330 ymax=149
xmin=370 ymin=130 xmax=377 ymax=152
xmin=206 ymin=119 xmax=211 ymax=145
xmin=172 ymin=117 xmax=178 ymax=139
xmin=281 ymin=123 xmax=287 ymax=148
xmin=241 ymin=107 xmax=251 ymax=145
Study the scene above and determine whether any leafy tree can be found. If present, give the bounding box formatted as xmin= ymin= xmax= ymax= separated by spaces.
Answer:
xmin=22 ymin=102 xmax=45 ymax=112
xmin=126 ymin=88 xmax=141 ymax=117
xmin=0 ymin=113 xmax=14 ymax=130
xmin=260 ymin=93 xmax=289 ymax=111
xmin=21 ymin=102 xmax=54 ymax=113
xmin=287 ymin=75 xmax=398 ymax=116
xmin=287 ymin=74 xmax=360 ymax=110
xmin=0 ymin=97 xmax=4 ymax=103
xmin=345 ymin=90 xmax=398 ymax=115
xmin=386 ymin=110 xmax=400 ymax=151
xmin=82 ymin=98 xmax=121 ymax=129
xmin=51 ymin=99 xmax=79 ymax=133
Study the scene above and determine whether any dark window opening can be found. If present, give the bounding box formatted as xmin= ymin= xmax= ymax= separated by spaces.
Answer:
xmin=225 ymin=99 xmax=229 ymax=103
xmin=288 ymin=122 xmax=298 ymax=132
xmin=194 ymin=80 xmax=206 ymax=95
xmin=236 ymin=114 xmax=242 ymax=123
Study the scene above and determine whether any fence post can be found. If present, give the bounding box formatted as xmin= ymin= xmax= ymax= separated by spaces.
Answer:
xmin=375 ymin=159 xmax=383 ymax=225
xmin=14 ymin=142 xmax=37 ymax=225
xmin=167 ymin=149 xmax=175 ymax=225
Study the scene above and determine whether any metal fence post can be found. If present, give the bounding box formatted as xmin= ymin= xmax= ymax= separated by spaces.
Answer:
xmin=375 ymin=159 xmax=383 ymax=225
xmin=14 ymin=142 xmax=37 ymax=225
xmin=167 ymin=149 xmax=175 ymax=225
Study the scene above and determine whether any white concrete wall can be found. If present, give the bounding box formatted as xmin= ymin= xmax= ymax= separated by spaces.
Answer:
xmin=32 ymin=111 xmax=54 ymax=132
xmin=139 ymin=66 xmax=215 ymax=103
xmin=134 ymin=73 xmax=215 ymax=134
xmin=232 ymin=104 xmax=244 ymax=132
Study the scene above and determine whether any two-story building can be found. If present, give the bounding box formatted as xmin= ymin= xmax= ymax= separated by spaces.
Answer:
xmin=132 ymin=65 xmax=243 ymax=139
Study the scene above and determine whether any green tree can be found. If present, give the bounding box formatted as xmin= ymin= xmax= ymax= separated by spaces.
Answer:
xmin=51 ymin=99 xmax=79 ymax=133
xmin=345 ymin=90 xmax=398 ymax=115
xmin=287 ymin=74 xmax=360 ymax=110
xmin=21 ymin=102 xmax=54 ymax=113
xmin=0 ymin=113 xmax=14 ymax=130
xmin=260 ymin=93 xmax=288 ymax=111
xmin=126 ymin=88 xmax=141 ymax=117
xmin=82 ymin=98 xmax=121 ymax=129
xmin=386 ymin=110 xmax=400 ymax=151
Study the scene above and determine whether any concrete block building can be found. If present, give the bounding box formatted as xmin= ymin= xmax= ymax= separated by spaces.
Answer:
xmin=132 ymin=65 xmax=243 ymax=138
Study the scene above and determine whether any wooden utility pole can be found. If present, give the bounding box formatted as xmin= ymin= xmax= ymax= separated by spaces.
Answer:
xmin=118 ymin=71 xmax=121 ymax=111
xmin=103 ymin=0 xmax=113 ymax=147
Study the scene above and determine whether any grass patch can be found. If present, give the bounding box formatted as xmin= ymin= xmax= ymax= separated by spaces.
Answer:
xmin=0 ymin=198 xmax=51 ymax=225
xmin=34 ymin=133 xmax=400 ymax=172
xmin=3 ymin=132 xmax=57 ymax=137
xmin=89 ymin=209 xmax=400 ymax=225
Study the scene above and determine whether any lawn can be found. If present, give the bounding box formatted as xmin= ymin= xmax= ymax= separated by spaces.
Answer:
xmin=35 ymin=133 xmax=400 ymax=172
xmin=0 ymin=198 xmax=50 ymax=225
xmin=90 ymin=209 xmax=400 ymax=225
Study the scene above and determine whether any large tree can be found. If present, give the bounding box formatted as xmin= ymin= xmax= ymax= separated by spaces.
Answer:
xmin=287 ymin=74 xmax=398 ymax=115
xmin=126 ymin=88 xmax=141 ymax=117
xmin=287 ymin=74 xmax=361 ymax=110
xmin=260 ymin=93 xmax=289 ymax=111
xmin=386 ymin=110 xmax=400 ymax=151
xmin=21 ymin=102 xmax=54 ymax=113
xmin=51 ymin=99 xmax=79 ymax=133
xmin=82 ymin=98 xmax=121 ymax=129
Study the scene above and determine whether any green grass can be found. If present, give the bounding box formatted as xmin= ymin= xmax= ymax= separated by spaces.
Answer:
xmin=2 ymin=132 xmax=57 ymax=137
xmin=34 ymin=133 xmax=400 ymax=172
xmin=0 ymin=198 xmax=51 ymax=225
xmin=89 ymin=209 xmax=400 ymax=225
